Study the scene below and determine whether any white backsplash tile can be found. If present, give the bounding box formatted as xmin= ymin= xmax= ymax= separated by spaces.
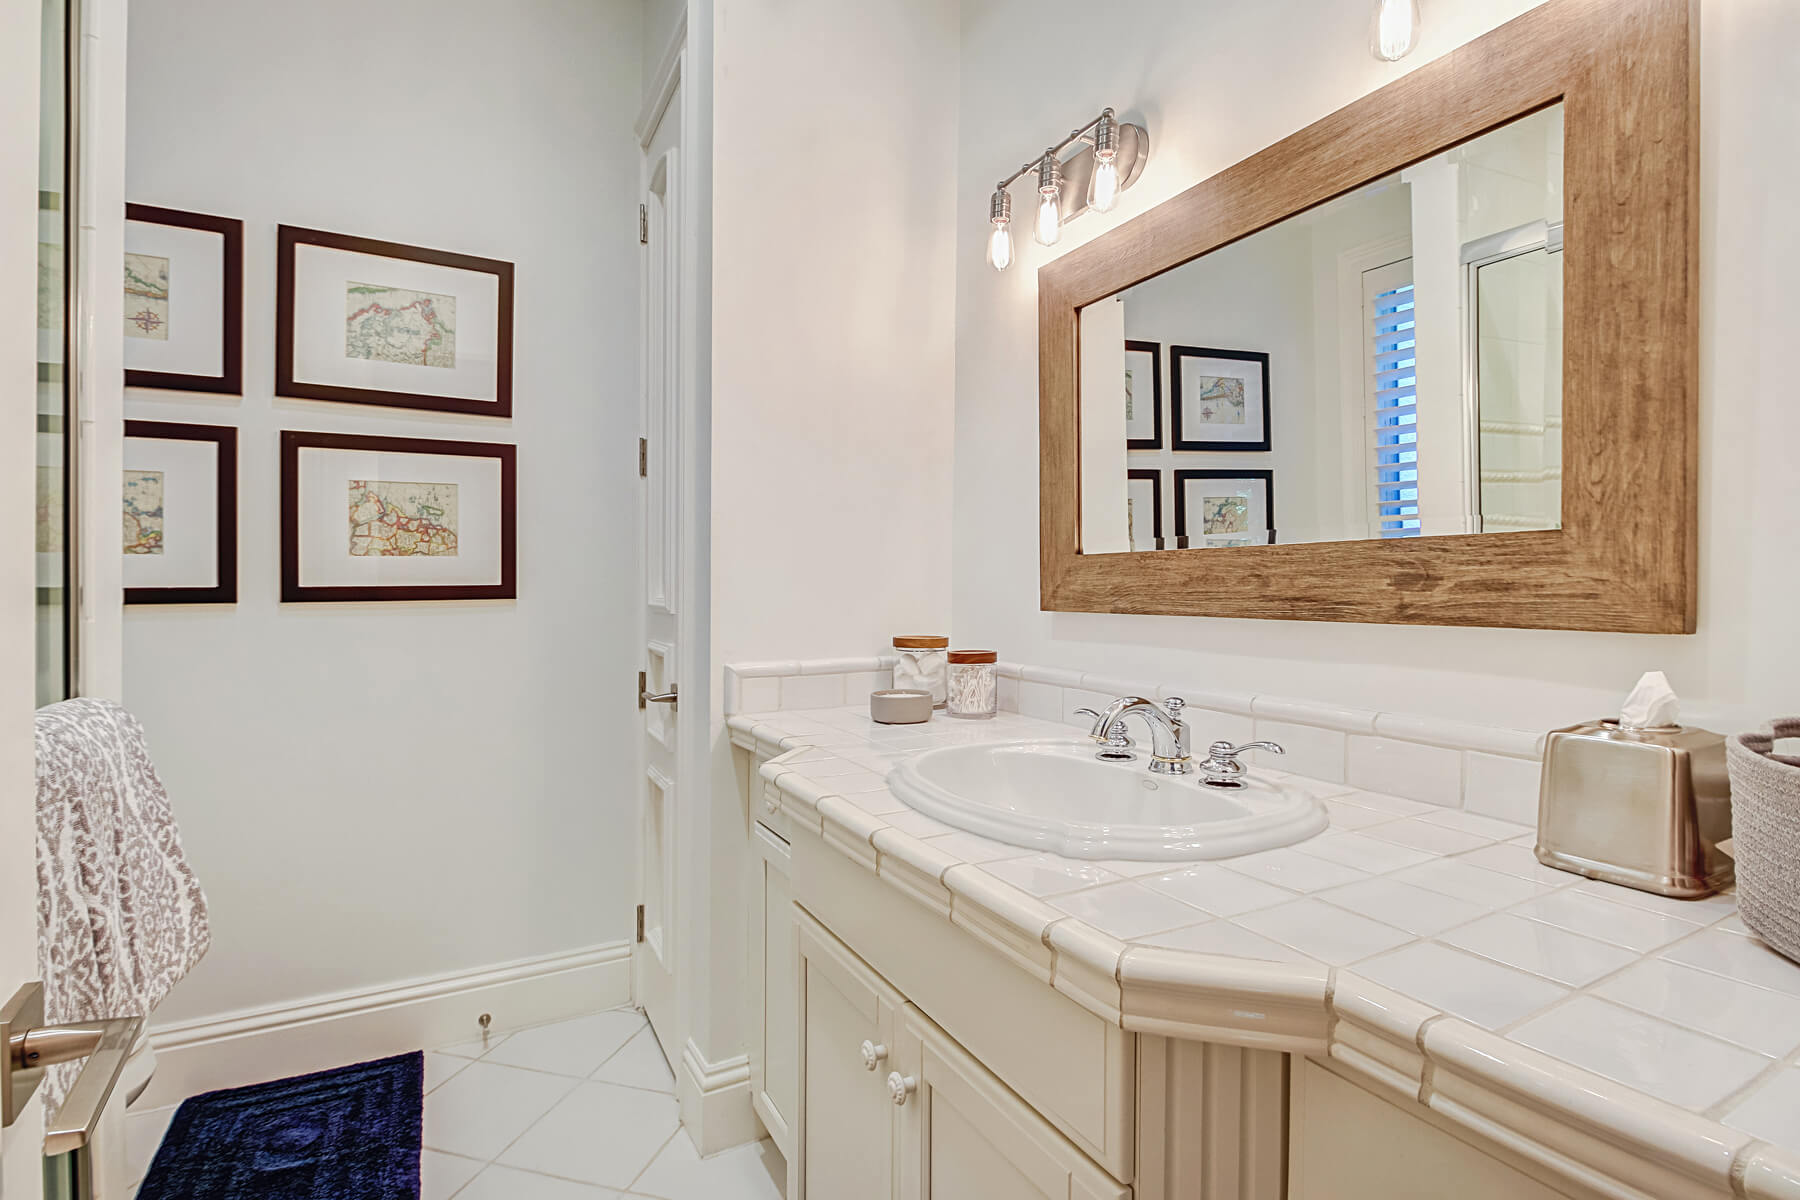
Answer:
xmin=734 ymin=673 xmax=781 ymax=714
xmin=1179 ymin=706 xmax=1256 ymax=749
xmin=1251 ymin=696 xmax=1379 ymax=735
xmin=1250 ymin=719 xmax=1346 ymax=783
xmin=779 ymin=673 xmax=846 ymax=710
xmin=1017 ymin=681 xmax=1063 ymax=722
xmin=1347 ymin=736 xmax=1464 ymax=806
xmin=1464 ymin=751 xmax=1544 ymax=825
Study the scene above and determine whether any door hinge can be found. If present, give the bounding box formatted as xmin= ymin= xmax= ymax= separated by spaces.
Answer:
xmin=638 ymin=437 xmax=647 ymax=478
xmin=635 ymin=904 xmax=646 ymax=943
xmin=638 ymin=204 xmax=649 ymax=244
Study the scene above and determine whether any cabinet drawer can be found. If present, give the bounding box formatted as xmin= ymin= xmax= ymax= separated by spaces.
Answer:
xmin=792 ymin=827 xmax=1135 ymax=1181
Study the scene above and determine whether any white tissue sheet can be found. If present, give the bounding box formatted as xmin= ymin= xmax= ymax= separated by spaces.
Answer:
xmin=1620 ymin=670 xmax=1680 ymax=729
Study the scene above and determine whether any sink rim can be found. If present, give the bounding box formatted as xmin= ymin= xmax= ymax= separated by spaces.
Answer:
xmin=887 ymin=737 xmax=1329 ymax=862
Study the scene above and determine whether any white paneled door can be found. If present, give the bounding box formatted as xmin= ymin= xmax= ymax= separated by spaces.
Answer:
xmin=635 ymin=75 xmax=684 ymax=1069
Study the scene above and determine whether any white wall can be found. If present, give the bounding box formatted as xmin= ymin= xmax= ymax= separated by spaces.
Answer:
xmin=953 ymin=0 xmax=1800 ymax=734
xmin=123 ymin=0 xmax=644 ymax=1027
xmin=702 ymin=0 xmax=959 ymax=1060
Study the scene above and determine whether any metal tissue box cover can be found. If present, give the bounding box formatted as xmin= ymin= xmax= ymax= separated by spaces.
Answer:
xmin=1535 ymin=719 xmax=1733 ymax=898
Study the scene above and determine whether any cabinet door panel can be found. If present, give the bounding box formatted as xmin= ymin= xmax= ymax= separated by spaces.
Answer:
xmin=1290 ymin=1059 xmax=1574 ymax=1200
xmin=899 ymin=1006 xmax=1130 ymax=1200
xmin=798 ymin=910 xmax=902 ymax=1200
xmin=751 ymin=822 xmax=796 ymax=1155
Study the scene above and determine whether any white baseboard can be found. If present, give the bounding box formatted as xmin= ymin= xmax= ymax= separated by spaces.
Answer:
xmin=135 ymin=941 xmax=631 ymax=1110
xmin=678 ymin=1037 xmax=759 ymax=1156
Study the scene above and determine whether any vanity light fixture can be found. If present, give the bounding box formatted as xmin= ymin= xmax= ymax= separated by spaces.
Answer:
xmin=984 ymin=106 xmax=1148 ymax=270
xmin=1034 ymin=150 xmax=1064 ymax=247
xmin=1088 ymin=110 xmax=1121 ymax=213
xmin=1371 ymin=0 xmax=1422 ymax=61
xmin=986 ymin=188 xmax=1013 ymax=271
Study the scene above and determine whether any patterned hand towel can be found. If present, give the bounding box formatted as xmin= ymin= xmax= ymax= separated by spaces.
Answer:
xmin=35 ymin=699 xmax=210 ymax=1117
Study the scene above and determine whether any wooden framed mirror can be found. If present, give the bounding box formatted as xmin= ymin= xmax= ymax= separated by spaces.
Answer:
xmin=1038 ymin=0 xmax=1697 ymax=632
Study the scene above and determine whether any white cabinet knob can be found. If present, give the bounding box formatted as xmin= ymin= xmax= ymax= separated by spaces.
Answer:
xmin=887 ymin=1071 xmax=917 ymax=1107
xmin=859 ymin=1040 xmax=888 ymax=1071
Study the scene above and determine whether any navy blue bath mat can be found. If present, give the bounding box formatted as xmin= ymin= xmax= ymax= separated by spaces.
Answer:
xmin=138 ymin=1052 xmax=423 ymax=1200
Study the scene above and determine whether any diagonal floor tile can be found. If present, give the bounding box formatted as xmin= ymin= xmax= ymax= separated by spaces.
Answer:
xmin=591 ymin=1026 xmax=676 ymax=1093
xmin=423 ymin=1061 xmax=578 ymax=1161
xmin=631 ymin=1131 xmax=786 ymax=1200
xmin=484 ymin=1010 xmax=647 ymax=1078
xmin=497 ymin=1081 xmax=679 ymax=1187
xmin=421 ymin=1150 xmax=483 ymax=1200
xmin=456 ymin=1164 xmax=624 ymax=1199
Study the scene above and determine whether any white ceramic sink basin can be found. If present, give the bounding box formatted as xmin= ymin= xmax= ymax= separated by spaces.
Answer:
xmin=888 ymin=738 xmax=1328 ymax=861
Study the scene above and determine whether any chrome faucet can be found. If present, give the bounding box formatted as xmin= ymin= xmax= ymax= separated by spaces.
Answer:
xmin=1087 ymin=696 xmax=1193 ymax=775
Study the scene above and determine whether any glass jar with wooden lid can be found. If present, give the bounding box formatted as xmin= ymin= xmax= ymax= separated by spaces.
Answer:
xmin=946 ymin=650 xmax=998 ymax=720
xmin=892 ymin=635 xmax=949 ymax=708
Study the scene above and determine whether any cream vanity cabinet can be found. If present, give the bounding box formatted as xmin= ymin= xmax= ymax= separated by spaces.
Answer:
xmin=797 ymin=910 xmax=1130 ymax=1200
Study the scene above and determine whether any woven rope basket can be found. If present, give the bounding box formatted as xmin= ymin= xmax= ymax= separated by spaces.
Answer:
xmin=1728 ymin=719 xmax=1800 ymax=965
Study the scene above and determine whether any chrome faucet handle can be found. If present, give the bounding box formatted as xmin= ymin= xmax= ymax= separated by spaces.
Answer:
xmin=1075 ymin=708 xmax=1135 ymax=758
xmin=1199 ymin=739 xmax=1285 ymax=787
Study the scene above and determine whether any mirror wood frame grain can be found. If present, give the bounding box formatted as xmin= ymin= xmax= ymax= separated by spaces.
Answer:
xmin=1038 ymin=0 xmax=1697 ymax=633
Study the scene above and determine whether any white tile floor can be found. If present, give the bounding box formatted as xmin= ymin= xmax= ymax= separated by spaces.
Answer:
xmin=124 ymin=1007 xmax=787 ymax=1200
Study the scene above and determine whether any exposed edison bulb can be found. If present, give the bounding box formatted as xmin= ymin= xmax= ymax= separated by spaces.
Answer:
xmin=1088 ymin=156 xmax=1120 ymax=213
xmin=1035 ymin=190 xmax=1062 ymax=246
xmin=987 ymin=221 xmax=1013 ymax=271
xmin=1371 ymin=0 xmax=1421 ymax=61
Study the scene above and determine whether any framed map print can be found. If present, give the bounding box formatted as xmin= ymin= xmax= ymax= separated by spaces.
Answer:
xmin=123 ymin=205 xmax=244 ymax=394
xmin=1170 ymin=345 xmax=1271 ymax=452
xmin=276 ymin=226 xmax=515 ymax=417
xmin=1124 ymin=340 xmax=1162 ymax=450
xmin=280 ymin=431 xmax=516 ymax=602
xmin=1174 ymin=469 xmax=1275 ymax=548
xmin=123 ymin=420 xmax=238 ymax=604
xmin=1126 ymin=469 xmax=1163 ymax=551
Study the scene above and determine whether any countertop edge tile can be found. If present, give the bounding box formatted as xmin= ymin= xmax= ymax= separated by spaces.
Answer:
xmin=1423 ymin=1019 xmax=1750 ymax=1197
xmin=1045 ymin=919 xmax=1126 ymax=1025
xmin=1119 ymin=945 xmax=1331 ymax=1052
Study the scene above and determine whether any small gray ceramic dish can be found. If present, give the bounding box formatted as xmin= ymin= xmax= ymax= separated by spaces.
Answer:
xmin=870 ymin=689 xmax=933 ymax=725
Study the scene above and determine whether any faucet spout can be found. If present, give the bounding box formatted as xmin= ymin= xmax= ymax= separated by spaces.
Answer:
xmin=1089 ymin=696 xmax=1192 ymax=775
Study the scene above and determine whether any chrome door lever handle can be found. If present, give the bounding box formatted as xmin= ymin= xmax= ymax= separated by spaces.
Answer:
xmin=638 ymin=674 xmax=679 ymax=710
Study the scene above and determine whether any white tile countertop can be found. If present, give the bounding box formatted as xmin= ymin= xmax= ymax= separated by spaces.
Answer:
xmin=730 ymin=704 xmax=1800 ymax=1200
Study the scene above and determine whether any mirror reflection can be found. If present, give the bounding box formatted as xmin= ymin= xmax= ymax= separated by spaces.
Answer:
xmin=1079 ymin=104 xmax=1564 ymax=553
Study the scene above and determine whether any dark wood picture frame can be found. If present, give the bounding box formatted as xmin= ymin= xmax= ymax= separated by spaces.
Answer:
xmin=1174 ymin=469 xmax=1275 ymax=547
xmin=1124 ymin=339 xmax=1163 ymax=450
xmin=1170 ymin=345 xmax=1271 ymax=453
xmin=123 ymin=205 xmax=243 ymax=395
xmin=275 ymin=226 xmax=515 ymax=417
xmin=279 ymin=430 xmax=517 ymax=603
xmin=1038 ymin=0 xmax=1698 ymax=632
xmin=122 ymin=420 xmax=238 ymax=605
xmin=1126 ymin=468 xmax=1163 ymax=548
